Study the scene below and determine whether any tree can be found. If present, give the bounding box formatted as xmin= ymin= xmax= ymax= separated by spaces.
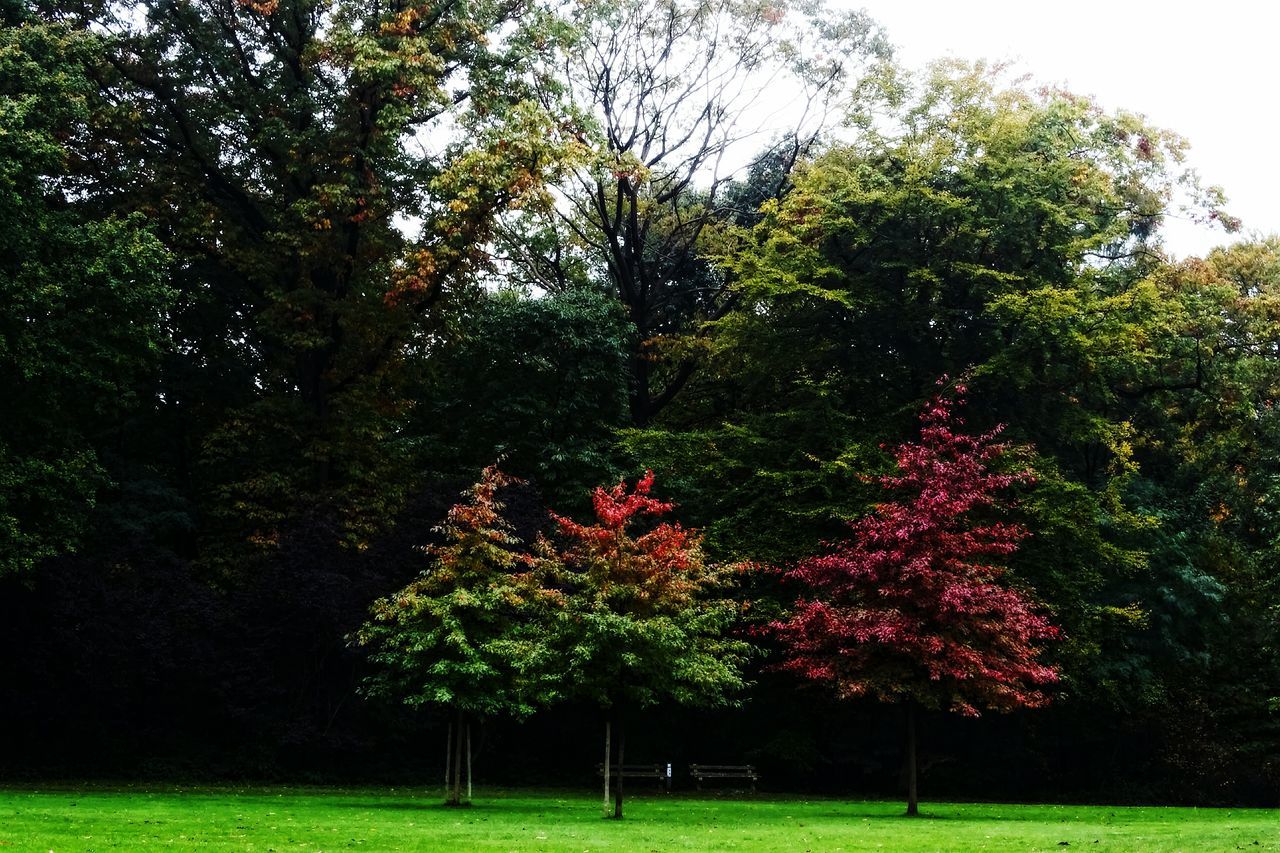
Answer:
xmin=1111 ymin=241 xmax=1280 ymax=792
xmin=772 ymin=382 xmax=1059 ymax=815
xmin=0 ymin=16 xmax=171 ymax=574
xmin=504 ymin=0 xmax=892 ymax=426
xmin=353 ymin=466 xmax=557 ymax=805
xmin=413 ymin=287 xmax=632 ymax=508
xmin=45 ymin=0 xmax=570 ymax=566
xmin=537 ymin=472 xmax=752 ymax=818
xmin=635 ymin=62 xmax=1237 ymax=699
xmin=715 ymin=61 xmax=1233 ymax=424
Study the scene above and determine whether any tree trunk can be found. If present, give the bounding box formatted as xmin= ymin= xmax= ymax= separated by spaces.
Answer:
xmin=447 ymin=706 xmax=465 ymax=806
xmin=444 ymin=720 xmax=452 ymax=794
xmin=466 ymin=722 xmax=473 ymax=802
xmin=906 ymin=701 xmax=919 ymax=817
xmin=613 ymin=711 xmax=626 ymax=819
xmin=602 ymin=718 xmax=612 ymax=818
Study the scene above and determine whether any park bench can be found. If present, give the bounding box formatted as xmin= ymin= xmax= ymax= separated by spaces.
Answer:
xmin=688 ymin=763 xmax=759 ymax=792
xmin=596 ymin=763 xmax=672 ymax=792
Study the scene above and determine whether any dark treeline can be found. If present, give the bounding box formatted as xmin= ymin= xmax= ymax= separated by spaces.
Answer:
xmin=2 ymin=0 xmax=1277 ymax=806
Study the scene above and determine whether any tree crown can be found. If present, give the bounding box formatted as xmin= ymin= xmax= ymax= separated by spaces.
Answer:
xmin=773 ymin=382 xmax=1060 ymax=716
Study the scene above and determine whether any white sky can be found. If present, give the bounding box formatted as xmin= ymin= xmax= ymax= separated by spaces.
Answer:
xmin=847 ymin=0 xmax=1278 ymax=258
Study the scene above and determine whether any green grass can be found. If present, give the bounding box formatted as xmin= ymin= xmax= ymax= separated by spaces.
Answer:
xmin=0 ymin=786 xmax=1274 ymax=851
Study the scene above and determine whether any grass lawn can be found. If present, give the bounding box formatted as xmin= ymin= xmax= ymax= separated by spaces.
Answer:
xmin=0 ymin=786 xmax=1274 ymax=851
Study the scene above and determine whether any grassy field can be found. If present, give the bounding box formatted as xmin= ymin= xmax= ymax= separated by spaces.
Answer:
xmin=0 ymin=786 xmax=1275 ymax=851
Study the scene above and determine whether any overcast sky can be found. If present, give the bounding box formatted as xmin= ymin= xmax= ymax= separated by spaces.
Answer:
xmin=847 ymin=0 xmax=1275 ymax=258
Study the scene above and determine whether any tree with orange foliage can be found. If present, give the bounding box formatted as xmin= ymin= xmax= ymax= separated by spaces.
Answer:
xmin=537 ymin=472 xmax=753 ymax=819
xmin=354 ymin=466 xmax=557 ymax=806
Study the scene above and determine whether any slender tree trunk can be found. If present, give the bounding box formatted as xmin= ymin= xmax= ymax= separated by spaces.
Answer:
xmin=444 ymin=720 xmax=452 ymax=795
xmin=602 ymin=718 xmax=612 ymax=818
xmin=906 ymin=701 xmax=919 ymax=817
xmin=447 ymin=706 xmax=465 ymax=806
xmin=466 ymin=722 xmax=473 ymax=802
xmin=613 ymin=711 xmax=626 ymax=819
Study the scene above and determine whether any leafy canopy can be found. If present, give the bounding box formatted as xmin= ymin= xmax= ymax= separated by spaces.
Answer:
xmin=0 ymin=20 xmax=170 ymax=574
xmin=773 ymin=383 xmax=1060 ymax=716
xmin=354 ymin=467 xmax=557 ymax=718
xmin=537 ymin=472 xmax=753 ymax=710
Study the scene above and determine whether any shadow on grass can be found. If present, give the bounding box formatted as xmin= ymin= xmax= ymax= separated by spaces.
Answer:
xmin=322 ymin=797 xmax=992 ymax=825
xmin=326 ymin=799 xmax=589 ymax=816
xmin=317 ymin=788 xmax=1188 ymax=827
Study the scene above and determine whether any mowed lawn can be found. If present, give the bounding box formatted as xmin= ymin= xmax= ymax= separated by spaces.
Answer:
xmin=1 ymin=786 xmax=1276 ymax=851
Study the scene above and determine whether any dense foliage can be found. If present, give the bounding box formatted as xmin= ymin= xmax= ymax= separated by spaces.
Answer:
xmin=536 ymin=471 xmax=751 ymax=817
xmin=773 ymin=386 xmax=1059 ymax=812
xmin=354 ymin=466 xmax=556 ymax=803
xmin=1 ymin=0 xmax=1277 ymax=808
xmin=773 ymin=386 xmax=1059 ymax=717
xmin=0 ymin=18 xmax=170 ymax=574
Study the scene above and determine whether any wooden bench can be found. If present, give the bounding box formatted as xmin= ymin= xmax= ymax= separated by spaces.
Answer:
xmin=689 ymin=763 xmax=759 ymax=792
xmin=596 ymin=763 xmax=672 ymax=792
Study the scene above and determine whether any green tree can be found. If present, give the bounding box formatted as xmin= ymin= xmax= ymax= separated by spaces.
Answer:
xmin=45 ymin=0 xmax=573 ymax=567
xmin=504 ymin=0 xmax=892 ymax=426
xmin=414 ymin=287 xmax=631 ymax=507
xmin=1115 ymin=241 xmax=1280 ymax=788
xmin=0 ymin=17 xmax=170 ymax=574
xmin=634 ymin=62 xmax=1237 ymax=704
xmin=536 ymin=472 xmax=752 ymax=818
xmin=719 ymin=61 xmax=1229 ymax=424
xmin=354 ymin=466 xmax=557 ymax=805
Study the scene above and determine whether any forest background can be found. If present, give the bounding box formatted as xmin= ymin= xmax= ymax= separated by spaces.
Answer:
xmin=2 ymin=0 xmax=1277 ymax=805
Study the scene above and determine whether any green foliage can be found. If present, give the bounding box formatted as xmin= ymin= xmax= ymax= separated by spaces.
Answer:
xmin=619 ymin=419 xmax=881 ymax=565
xmin=415 ymin=288 xmax=631 ymax=506
xmin=354 ymin=467 xmax=557 ymax=718
xmin=536 ymin=473 xmax=753 ymax=711
xmin=0 ymin=21 xmax=171 ymax=574
xmin=719 ymin=61 xmax=1219 ymax=418
xmin=45 ymin=0 xmax=577 ymax=568
xmin=659 ymin=62 xmax=1243 ymax=707
xmin=1121 ymin=241 xmax=1280 ymax=772
xmin=503 ymin=0 xmax=892 ymax=426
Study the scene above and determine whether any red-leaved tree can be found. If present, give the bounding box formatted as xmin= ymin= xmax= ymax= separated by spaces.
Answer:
xmin=539 ymin=472 xmax=751 ymax=819
xmin=772 ymin=381 xmax=1060 ymax=815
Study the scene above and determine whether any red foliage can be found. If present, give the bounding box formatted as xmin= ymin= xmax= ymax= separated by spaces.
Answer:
xmin=771 ymin=381 xmax=1060 ymax=716
xmin=549 ymin=471 xmax=705 ymax=610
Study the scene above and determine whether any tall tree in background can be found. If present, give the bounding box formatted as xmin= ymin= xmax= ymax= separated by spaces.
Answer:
xmin=0 ymin=15 xmax=171 ymax=574
xmin=714 ymin=61 xmax=1234 ymax=421
xmin=537 ymin=472 xmax=752 ymax=818
xmin=631 ymin=62 xmax=1240 ymax=691
xmin=505 ymin=0 xmax=892 ymax=426
xmin=1121 ymin=241 xmax=1280 ymax=789
xmin=43 ymin=0 xmax=571 ymax=564
xmin=772 ymin=383 xmax=1059 ymax=815
xmin=354 ymin=466 xmax=557 ymax=805
xmin=413 ymin=287 xmax=632 ymax=507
